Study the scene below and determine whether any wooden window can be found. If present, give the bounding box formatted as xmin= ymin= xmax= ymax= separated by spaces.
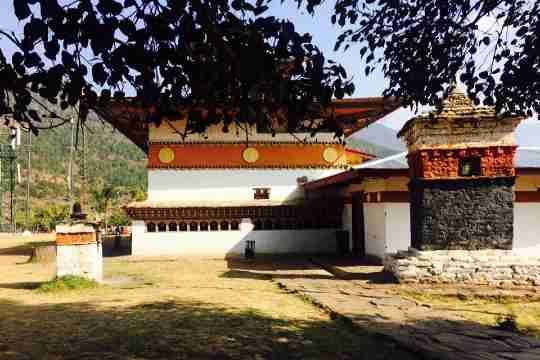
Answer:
xmin=253 ymin=188 xmax=270 ymax=200
xmin=200 ymin=222 xmax=209 ymax=231
xmin=210 ymin=221 xmax=219 ymax=231
xmin=263 ymin=219 xmax=273 ymax=230
xmin=147 ymin=222 xmax=156 ymax=232
xmin=231 ymin=221 xmax=239 ymax=231
xmin=281 ymin=219 xmax=293 ymax=229
xmin=169 ymin=222 xmax=178 ymax=232
xmin=253 ymin=220 xmax=262 ymax=231
xmin=459 ymin=157 xmax=481 ymax=177
xmin=157 ymin=222 xmax=167 ymax=232
xmin=220 ymin=221 xmax=230 ymax=231
xmin=189 ymin=222 xmax=198 ymax=231
xmin=179 ymin=222 xmax=188 ymax=231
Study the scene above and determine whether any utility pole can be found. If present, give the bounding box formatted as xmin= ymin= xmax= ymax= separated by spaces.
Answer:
xmin=25 ymin=130 xmax=31 ymax=230
xmin=80 ymin=125 xmax=86 ymax=212
xmin=68 ymin=116 xmax=75 ymax=202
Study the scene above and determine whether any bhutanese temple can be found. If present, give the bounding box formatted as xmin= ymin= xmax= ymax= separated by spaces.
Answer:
xmin=103 ymin=97 xmax=401 ymax=256
xmin=102 ymin=89 xmax=540 ymax=285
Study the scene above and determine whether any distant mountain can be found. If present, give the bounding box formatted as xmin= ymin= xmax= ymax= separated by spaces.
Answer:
xmin=346 ymin=138 xmax=399 ymax=158
xmin=347 ymin=123 xmax=406 ymax=158
xmin=516 ymin=121 xmax=540 ymax=147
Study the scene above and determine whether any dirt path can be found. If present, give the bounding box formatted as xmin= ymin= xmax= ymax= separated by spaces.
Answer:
xmin=270 ymin=257 xmax=540 ymax=360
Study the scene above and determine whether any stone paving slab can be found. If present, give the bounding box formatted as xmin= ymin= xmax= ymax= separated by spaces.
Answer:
xmin=262 ymin=257 xmax=540 ymax=360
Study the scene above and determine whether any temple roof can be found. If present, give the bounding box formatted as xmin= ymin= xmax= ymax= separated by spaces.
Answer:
xmin=97 ymin=97 xmax=401 ymax=153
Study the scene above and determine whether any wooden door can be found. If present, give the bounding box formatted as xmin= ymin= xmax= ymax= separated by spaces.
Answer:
xmin=351 ymin=192 xmax=365 ymax=257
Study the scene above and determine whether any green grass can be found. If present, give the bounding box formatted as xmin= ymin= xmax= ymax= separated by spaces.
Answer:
xmin=402 ymin=290 xmax=540 ymax=338
xmin=36 ymin=275 xmax=100 ymax=293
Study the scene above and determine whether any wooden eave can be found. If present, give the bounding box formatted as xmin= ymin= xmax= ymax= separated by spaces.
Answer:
xmin=303 ymin=168 xmax=409 ymax=190
xmin=516 ymin=167 xmax=540 ymax=176
xmin=97 ymin=97 xmax=401 ymax=153
xmin=305 ymin=166 xmax=540 ymax=191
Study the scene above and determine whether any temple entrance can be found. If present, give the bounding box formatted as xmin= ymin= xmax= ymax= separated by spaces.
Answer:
xmin=351 ymin=192 xmax=365 ymax=257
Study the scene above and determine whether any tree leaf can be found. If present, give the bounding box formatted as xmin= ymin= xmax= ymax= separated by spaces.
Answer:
xmin=14 ymin=0 xmax=31 ymax=20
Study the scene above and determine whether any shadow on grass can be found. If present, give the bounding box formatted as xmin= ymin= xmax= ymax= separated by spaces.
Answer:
xmin=0 ymin=298 xmax=417 ymax=360
xmin=310 ymin=256 xmax=398 ymax=284
xmin=0 ymin=245 xmax=33 ymax=257
xmin=221 ymin=269 xmax=334 ymax=281
xmin=0 ymin=281 xmax=42 ymax=290
xmin=224 ymin=256 xmax=336 ymax=280
xmin=224 ymin=255 xmax=396 ymax=283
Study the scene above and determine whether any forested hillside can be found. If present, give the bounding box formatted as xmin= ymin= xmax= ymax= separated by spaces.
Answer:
xmin=12 ymin=119 xmax=147 ymax=230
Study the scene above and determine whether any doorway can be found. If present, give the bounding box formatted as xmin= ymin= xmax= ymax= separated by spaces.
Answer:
xmin=351 ymin=191 xmax=365 ymax=257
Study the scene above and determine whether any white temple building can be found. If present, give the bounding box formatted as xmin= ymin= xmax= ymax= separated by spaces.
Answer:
xmin=111 ymin=98 xmax=400 ymax=256
xmin=102 ymin=93 xmax=540 ymax=260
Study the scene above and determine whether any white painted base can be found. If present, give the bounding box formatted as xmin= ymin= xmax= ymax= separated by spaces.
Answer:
xmin=56 ymin=243 xmax=103 ymax=282
xmin=131 ymin=221 xmax=338 ymax=256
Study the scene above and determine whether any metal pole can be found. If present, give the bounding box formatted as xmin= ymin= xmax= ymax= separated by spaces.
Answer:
xmin=25 ymin=130 xmax=31 ymax=230
xmin=11 ymin=149 xmax=16 ymax=232
xmin=80 ymin=125 xmax=86 ymax=212
xmin=68 ymin=116 xmax=75 ymax=201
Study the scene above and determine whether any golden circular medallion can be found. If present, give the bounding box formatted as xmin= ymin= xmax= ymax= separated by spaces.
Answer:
xmin=242 ymin=147 xmax=260 ymax=163
xmin=322 ymin=147 xmax=339 ymax=163
xmin=158 ymin=147 xmax=175 ymax=164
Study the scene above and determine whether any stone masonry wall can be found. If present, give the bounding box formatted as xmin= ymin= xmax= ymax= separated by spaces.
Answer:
xmin=384 ymin=249 xmax=540 ymax=285
xmin=410 ymin=177 xmax=514 ymax=250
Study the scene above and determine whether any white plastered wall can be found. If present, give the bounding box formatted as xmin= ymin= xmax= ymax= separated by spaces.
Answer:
xmin=384 ymin=203 xmax=411 ymax=254
xmin=131 ymin=220 xmax=338 ymax=256
xmin=512 ymin=174 xmax=540 ymax=256
xmin=348 ymin=174 xmax=540 ymax=260
xmin=513 ymin=203 xmax=540 ymax=256
xmin=362 ymin=200 xmax=539 ymax=259
xmin=148 ymin=169 xmax=342 ymax=202
xmin=363 ymin=203 xmax=387 ymax=259
xmin=361 ymin=202 xmax=412 ymax=261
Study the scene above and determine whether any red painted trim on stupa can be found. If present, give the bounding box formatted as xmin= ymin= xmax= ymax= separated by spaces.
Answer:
xmin=407 ymin=146 xmax=517 ymax=179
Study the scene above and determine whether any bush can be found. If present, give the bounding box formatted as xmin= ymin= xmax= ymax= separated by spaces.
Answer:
xmin=31 ymin=204 xmax=70 ymax=232
xmin=37 ymin=275 xmax=99 ymax=293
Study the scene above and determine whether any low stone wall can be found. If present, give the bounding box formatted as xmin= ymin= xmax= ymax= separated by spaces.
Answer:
xmin=384 ymin=248 xmax=540 ymax=286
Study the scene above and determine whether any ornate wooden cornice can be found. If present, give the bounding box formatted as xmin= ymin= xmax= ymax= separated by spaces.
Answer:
xmin=125 ymin=203 xmax=343 ymax=225
xmin=147 ymin=143 xmax=371 ymax=169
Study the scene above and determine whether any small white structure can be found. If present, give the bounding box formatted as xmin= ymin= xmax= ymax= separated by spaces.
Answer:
xmin=55 ymin=222 xmax=102 ymax=282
